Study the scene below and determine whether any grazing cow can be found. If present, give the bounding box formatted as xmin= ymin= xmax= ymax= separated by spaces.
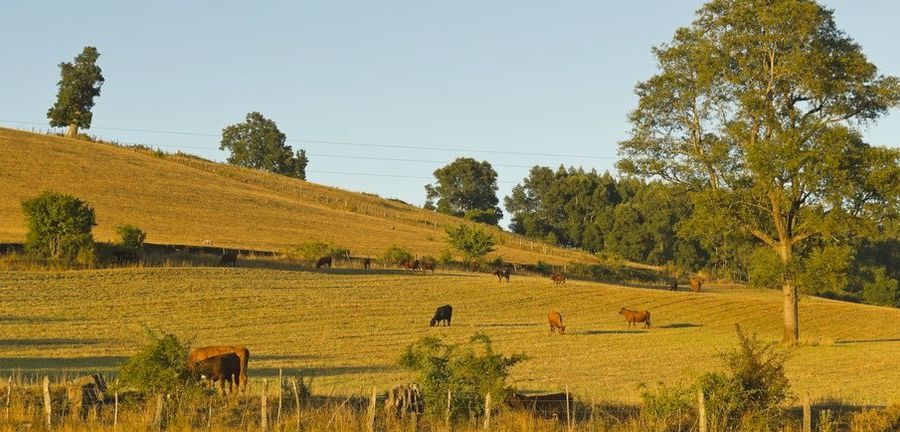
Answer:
xmin=188 ymin=345 xmax=250 ymax=392
xmin=190 ymin=352 xmax=241 ymax=394
xmin=669 ymin=278 xmax=678 ymax=291
xmin=618 ymin=307 xmax=651 ymax=328
xmin=690 ymin=278 xmax=702 ymax=293
xmin=493 ymin=268 xmax=511 ymax=282
xmin=550 ymin=272 xmax=566 ymax=286
xmin=316 ymin=256 xmax=333 ymax=269
xmin=219 ymin=250 xmax=238 ymax=267
xmin=547 ymin=310 xmax=565 ymax=334
xmin=421 ymin=261 xmax=436 ymax=274
xmin=362 ymin=258 xmax=372 ymax=270
xmin=402 ymin=259 xmax=421 ymax=271
xmin=430 ymin=305 xmax=453 ymax=326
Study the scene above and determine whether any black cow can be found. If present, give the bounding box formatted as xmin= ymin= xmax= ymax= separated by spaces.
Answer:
xmin=362 ymin=258 xmax=372 ymax=269
xmin=430 ymin=305 xmax=453 ymax=327
xmin=190 ymin=352 xmax=242 ymax=394
xmin=493 ymin=268 xmax=511 ymax=282
xmin=316 ymin=256 xmax=333 ymax=269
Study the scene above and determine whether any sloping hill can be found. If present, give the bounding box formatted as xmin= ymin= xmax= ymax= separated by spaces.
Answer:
xmin=0 ymin=128 xmax=588 ymax=265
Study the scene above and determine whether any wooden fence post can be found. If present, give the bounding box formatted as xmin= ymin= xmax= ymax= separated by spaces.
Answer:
xmin=153 ymin=394 xmax=164 ymax=431
xmin=803 ymin=394 xmax=812 ymax=432
xmin=42 ymin=376 xmax=51 ymax=430
xmin=367 ymin=386 xmax=377 ymax=432
xmin=290 ymin=378 xmax=301 ymax=431
xmin=482 ymin=392 xmax=491 ymax=430
xmin=277 ymin=369 xmax=283 ymax=425
xmin=5 ymin=375 xmax=11 ymax=422
xmin=565 ymin=385 xmax=572 ymax=432
xmin=114 ymin=384 xmax=119 ymax=430
xmin=698 ymin=388 xmax=707 ymax=432
xmin=445 ymin=388 xmax=452 ymax=431
xmin=261 ymin=378 xmax=268 ymax=432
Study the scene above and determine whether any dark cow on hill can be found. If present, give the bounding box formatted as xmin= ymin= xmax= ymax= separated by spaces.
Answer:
xmin=362 ymin=258 xmax=372 ymax=270
xmin=618 ymin=307 xmax=651 ymax=328
xmin=547 ymin=310 xmax=565 ymax=334
xmin=421 ymin=261 xmax=436 ymax=274
xmin=430 ymin=305 xmax=453 ymax=327
xmin=190 ymin=352 xmax=241 ymax=394
xmin=188 ymin=345 xmax=250 ymax=392
xmin=493 ymin=268 xmax=511 ymax=282
xmin=316 ymin=256 xmax=333 ymax=269
xmin=401 ymin=259 xmax=421 ymax=271
xmin=669 ymin=278 xmax=678 ymax=291
xmin=690 ymin=278 xmax=702 ymax=293
xmin=550 ymin=272 xmax=566 ymax=286
xmin=219 ymin=250 xmax=238 ymax=267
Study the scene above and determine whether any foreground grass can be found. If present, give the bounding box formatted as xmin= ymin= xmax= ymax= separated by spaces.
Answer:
xmin=2 ymin=267 xmax=900 ymax=405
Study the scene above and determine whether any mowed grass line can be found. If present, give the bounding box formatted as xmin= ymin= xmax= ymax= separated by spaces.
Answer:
xmin=2 ymin=268 xmax=900 ymax=404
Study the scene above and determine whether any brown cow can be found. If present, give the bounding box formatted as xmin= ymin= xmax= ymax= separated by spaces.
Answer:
xmin=362 ymin=258 xmax=372 ymax=269
xmin=690 ymin=278 xmax=702 ymax=293
xmin=401 ymin=259 xmax=420 ymax=271
xmin=550 ymin=272 xmax=566 ymax=286
xmin=669 ymin=278 xmax=678 ymax=291
xmin=188 ymin=345 xmax=250 ymax=392
xmin=421 ymin=261 xmax=436 ymax=274
xmin=190 ymin=352 xmax=241 ymax=394
xmin=618 ymin=307 xmax=651 ymax=328
xmin=219 ymin=250 xmax=238 ymax=267
xmin=548 ymin=310 xmax=565 ymax=334
xmin=493 ymin=268 xmax=511 ymax=282
xmin=316 ymin=256 xmax=332 ymax=269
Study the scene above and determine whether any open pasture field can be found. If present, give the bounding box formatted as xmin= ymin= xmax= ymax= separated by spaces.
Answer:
xmin=2 ymin=267 xmax=899 ymax=405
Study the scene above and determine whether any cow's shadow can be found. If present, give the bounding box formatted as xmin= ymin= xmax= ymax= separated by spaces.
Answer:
xmin=835 ymin=338 xmax=900 ymax=345
xmin=579 ymin=329 xmax=648 ymax=335
xmin=251 ymin=364 xmax=397 ymax=378
xmin=657 ymin=323 xmax=703 ymax=329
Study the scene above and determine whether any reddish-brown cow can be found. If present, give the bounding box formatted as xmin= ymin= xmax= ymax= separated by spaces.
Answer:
xmin=618 ymin=308 xmax=651 ymax=328
xmin=547 ymin=310 xmax=566 ymax=334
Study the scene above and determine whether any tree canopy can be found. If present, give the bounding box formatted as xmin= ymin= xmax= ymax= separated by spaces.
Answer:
xmin=47 ymin=46 xmax=104 ymax=138
xmin=426 ymin=158 xmax=502 ymax=225
xmin=220 ymin=112 xmax=308 ymax=179
xmin=618 ymin=0 xmax=900 ymax=344
xmin=21 ymin=191 xmax=96 ymax=260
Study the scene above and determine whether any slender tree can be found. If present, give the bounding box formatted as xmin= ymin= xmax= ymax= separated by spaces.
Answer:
xmin=47 ymin=46 xmax=105 ymax=138
xmin=619 ymin=0 xmax=900 ymax=344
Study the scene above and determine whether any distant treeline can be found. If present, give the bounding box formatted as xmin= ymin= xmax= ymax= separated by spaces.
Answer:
xmin=504 ymin=166 xmax=900 ymax=306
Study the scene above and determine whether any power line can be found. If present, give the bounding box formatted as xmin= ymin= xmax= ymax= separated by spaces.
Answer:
xmin=0 ymin=119 xmax=617 ymax=160
xmin=308 ymin=169 xmax=520 ymax=184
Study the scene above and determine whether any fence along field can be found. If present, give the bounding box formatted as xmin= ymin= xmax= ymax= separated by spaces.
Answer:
xmin=2 ymin=268 xmax=900 ymax=407
xmin=0 ymin=128 xmax=589 ymax=266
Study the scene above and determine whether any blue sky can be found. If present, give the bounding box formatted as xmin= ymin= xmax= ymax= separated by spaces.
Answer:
xmin=2 ymin=1 xmax=898 ymax=226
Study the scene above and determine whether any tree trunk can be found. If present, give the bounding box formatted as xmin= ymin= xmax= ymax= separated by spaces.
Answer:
xmin=782 ymin=278 xmax=799 ymax=345
xmin=66 ymin=123 xmax=78 ymax=138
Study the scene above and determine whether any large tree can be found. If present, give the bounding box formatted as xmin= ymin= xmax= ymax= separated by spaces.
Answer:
xmin=619 ymin=0 xmax=900 ymax=344
xmin=47 ymin=46 xmax=105 ymax=138
xmin=220 ymin=112 xmax=308 ymax=179
xmin=425 ymin=158 xmax=502 ymax=225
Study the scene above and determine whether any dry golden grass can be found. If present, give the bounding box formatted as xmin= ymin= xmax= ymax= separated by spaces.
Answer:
xmin=0 ymin=128 xmax=589 ymax=266
xmin=2 ymin=266 xmax=900 ymax=406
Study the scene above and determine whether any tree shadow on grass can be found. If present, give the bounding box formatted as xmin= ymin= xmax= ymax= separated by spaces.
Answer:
xmin=657 ymin=323 xmax=703 ymax=329
xmin=251 ymin=364 xmax=397 ymax=378
xmin=0 ymin=338 xmax=107 ymax=347
xmin=0 ymin=356 xmax=129 ymax=371
xmin=835 ymin=338 xmax=900 ymax=345
xmin=0 ymin=315 xmax=70 ymax=324
xmin=579 ymin=329 xmax=648 ymax=335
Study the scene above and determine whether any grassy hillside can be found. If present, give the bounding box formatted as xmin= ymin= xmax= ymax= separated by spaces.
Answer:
xmin=2 ymin=267 xmax=899 ymax=405
xmin=0 ymin=128 xmax=589 ymax=265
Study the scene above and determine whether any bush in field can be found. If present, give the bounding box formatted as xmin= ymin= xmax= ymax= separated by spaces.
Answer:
xmin=21 ymin=191 xmax=96 ymax=260
xmin=283 ymin=242 xmax=350 ymax=263
xmin=116 ymin=224 xmax=146 ymax=254
xmin=399 ymin=334 xmax=526 ymax=420
xmin=382 ymin=245 xmax=413 ymax=265
xmin=118 ymin=332 xmax=193 ymax=396
xmin=439 ymin=249 xmax=454 ymax=266
xmin=640 ymin=383 xmax=695 ymax=432
xmin=850 ymin=405 xmax=900 ymax=431
xmin=860 ymin=267 xmax=900 ymax=307
xmin=445 ymin=224 xmax=495 ymax=266
xmin=700 ymin=326 xmax=790 ymax=431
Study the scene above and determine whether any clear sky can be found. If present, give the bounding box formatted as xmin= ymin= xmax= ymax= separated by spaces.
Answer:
xmin=2 ymin=1 xmax=898 ymax=227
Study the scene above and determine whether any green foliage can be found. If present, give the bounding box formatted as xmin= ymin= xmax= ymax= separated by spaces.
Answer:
xmin=381 ymin=245 xmax=413 ymax=265
xmin=283 ymin=242 xmax=349 ymax=263
xmin=747 ymin=247 xmax=784 ymax=290
xmin=47 ymin=46 xmax=104 ymax=137
xmin=219 ymin=112 xmax=308 ymax=179
xmin=860 ymin=267 xmax=900 ymax=307
xmin=699 ymin=326 xmax=790 ymax=431
xmin=21 ymin=191 xmax=96 ymax=260
xmin=463 ymin=208 xmax=501 ymax=226
xmin=445 ymin=224 xmax=496 ymax=264
xmin=796 ymin=245 xmax=854 ymax=296
xmin=118 ymin=331 xmax=192 ymax=396
xmin=640 ymin=383 xmax=696 ymax=432
xmin=425 ymin=158 xmax=502 ymax=225
xmin=116 ymin=224 xmax=147 ymax=254
xmin=399 ymin=334 xmax=526 ymax=419
xmin=439 ymin=249 xmax=454 ymax=265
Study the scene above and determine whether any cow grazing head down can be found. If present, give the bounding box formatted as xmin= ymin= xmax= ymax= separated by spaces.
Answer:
xmin=189 ymin=352 xmax=242 ymax=395
xmin=430 ymin=305 xmax=452 ymax=327
xmin=547 ymin=310 xmax=565 ymax=334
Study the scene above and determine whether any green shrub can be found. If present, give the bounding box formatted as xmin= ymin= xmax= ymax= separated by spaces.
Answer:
xmin=463 ymin=208 xmax=500 ymax=226
xmin=116 ymin=224 xmax=147 ymax=254
xmin=282 ymin=242 xmax=349 ymax=263
xmin=700 ymin=325 xmax=790 ymax=431
xmin=118 ymin=332 xmax=193 ymax=396
xmin=382 ymin=245 xmax=413 ymax=265
xmin=21 ymin=191 xmax=96 ymax=260
xmin=535 ymin=260 xmax=552 ymax=274
xmin=445 ymin=224 xmax=496 ymax=264
xmin=399 ymin=334 xmax=526 ymax=420
xmin=747 ymin=247 xmax=783 ymax=290
xmin=439 ymin=249 xmax=454 ymax=265
xmin=860 ymin=266 xmax=900 ymax=307
xmin=640 ymin=382 xmax=695 ymax=432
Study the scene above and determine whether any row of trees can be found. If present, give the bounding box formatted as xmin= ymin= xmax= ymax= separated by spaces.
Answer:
xmin=47 ymin=48 xmax=308 ymax=179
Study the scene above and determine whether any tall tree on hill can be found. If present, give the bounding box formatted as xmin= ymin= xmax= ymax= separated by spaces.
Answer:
xmin=47 ymin=46 xmax=104 ymax=138
xmin=425 ymin=158 xmax=502 ymax=225
xmin=618 ymin=0 xmax=900 ymax=345
xmin=220 ymin=112 xmax=308 ymax=179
